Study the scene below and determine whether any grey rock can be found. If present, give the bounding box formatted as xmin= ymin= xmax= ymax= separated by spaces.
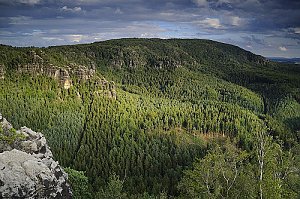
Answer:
xmin=0 ymin=115 xmax=72 ymax=198
xmin=1 ymin=118 xmax=13 ymax=131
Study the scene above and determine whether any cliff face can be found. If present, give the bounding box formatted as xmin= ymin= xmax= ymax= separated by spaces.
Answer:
xmin=93 ymin=77 xmax=117 ymax=99
xmin=14 ymin=50 xmax=117 ymax=98
xmin=0 ymin=113 xmax=72 ymax=198
xmin=15 ymin=51 xmax=82 ymax=85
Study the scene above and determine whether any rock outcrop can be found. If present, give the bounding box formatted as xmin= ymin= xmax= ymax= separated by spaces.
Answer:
xmin=0 ymin=113 xmax=72 ymax=198
xmin=94 ymin=77 xmax=117 ymax=99
xmin=107 ymin=48 xmax=185 ymax=69
xmin=69 ymin=63 xmax=96 ymax=82
xmin=110 ymin=49 xmax=148 ymax=68
xmin=14 ymin=50 xmax=117 ymax=98
xmin=152 ymin=57 xmax=183 ymax=69
xmin=17 ymin=50 xmax=75 ymax=90
xmin=57 ymin=68 xmax=72 ymax=89
xmin=17 ymin=50 xmax=96 ymax=89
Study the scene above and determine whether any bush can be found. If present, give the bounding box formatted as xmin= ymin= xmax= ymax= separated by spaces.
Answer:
xmin=64 ymin=168 xmax=92 ymax=199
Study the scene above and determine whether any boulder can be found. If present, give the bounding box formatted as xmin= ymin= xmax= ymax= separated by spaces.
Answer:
xmin=0 ymin=115 xmax=72 ymax=198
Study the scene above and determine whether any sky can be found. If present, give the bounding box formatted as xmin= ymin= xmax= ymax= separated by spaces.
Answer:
xmin=0 ymin=0 xmax=300 ymax=58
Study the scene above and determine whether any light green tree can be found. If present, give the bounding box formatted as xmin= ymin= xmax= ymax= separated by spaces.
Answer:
xmin=254 ymin=131 xmax=299 ymax=199
xmin=178 ymin=140 xmax=247 ymax=198
xmin=95 ymin=173 xmax=127 ymax=199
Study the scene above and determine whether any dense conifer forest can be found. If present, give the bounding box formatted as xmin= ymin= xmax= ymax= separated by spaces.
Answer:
xmin=0 ymin=38 xmax=300 ymax=198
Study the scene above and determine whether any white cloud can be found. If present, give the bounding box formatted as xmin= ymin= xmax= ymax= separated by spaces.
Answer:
xmin=293 ymin=27 xmax=300 ymax=34
xmin=279 ymin=46 xmax=287 ymax=51
xmin=20 ymin=0 xmax=40 ymax=4
xmin=66 ymin=34 xmax=84 ymax=42
xmin=22 ymin=29 xmax=45 ymax=36
xmin=231 ymin=16 xmax=242 ymax=26
xmin=217 ymin=0 xmax=260 ymax=7
xmin=193 ymin=0 xmax=260 ymax=9
xmin=140 ymin=33 xmax=159 ymax=38
xmin=285 ymin=27 xmax=300 ymax=34
xmin=76 ymin=0 xmax=99 ymax=4
xmin=0 ymin=0 xmax=40 ymax=5
xmin=114 ymin=8 xmax=123 ymax=14
xmin=193 ymin=0 xmax=208 ymax=7
xmin=42 ymin=37 xmax=64 ymax=41
xmin=199 ymin=18 xmax=222 ymax=29
xmin=61 ymin=6 xmax=82 ymax=12
xmin=7 ymin=0 xmax=40 ymax=5
xmin=217 ymin=0 xmax=230 ymax=3
xmin=8 ymin=16 xmax=32 ymax=25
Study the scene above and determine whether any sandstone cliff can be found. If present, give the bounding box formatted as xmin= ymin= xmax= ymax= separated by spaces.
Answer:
xmin=14 ymin=50 xmax=116 ymax=98
xmin=17 ymin=51 xmax=90 ymax=85
xmin=0 ymin=113 xmax=72 ymax=198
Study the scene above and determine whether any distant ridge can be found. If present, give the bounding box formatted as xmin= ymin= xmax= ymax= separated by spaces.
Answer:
xmin=268 ymin=57 xmax=300 ymax=64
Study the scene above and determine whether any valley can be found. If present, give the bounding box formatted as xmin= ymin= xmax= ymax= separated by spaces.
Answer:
xmin=0 ymin=38 xmax=300 ymax=198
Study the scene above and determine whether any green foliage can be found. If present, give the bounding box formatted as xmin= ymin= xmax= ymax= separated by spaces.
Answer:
xmin=178 ymin=140 xmax=248 ymax=198
xmin=273 ymin=97 xmax=300 ymax=132
xmin=0 ymin=39 xmax=299 ymax=198
xmin=64 ymin=168 xmax=92 ymax=199
xmin=284 ymin=144 xmax=300 ymax=198
xmin=252 ymin=131 xmax=300 ymax=199
xmin=95 ymin=173 xmax=127 ymax=199
xmin=179 ymin=137 xmax=300 ymax=199
xmin=254 ymin=131 xmax=282 ymax=199
xmin=0 ymin=127 xmax=25 ymax=144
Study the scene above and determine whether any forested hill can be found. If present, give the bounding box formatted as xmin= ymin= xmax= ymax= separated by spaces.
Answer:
xmin=0 ymin=38 xmax=300 ymax=198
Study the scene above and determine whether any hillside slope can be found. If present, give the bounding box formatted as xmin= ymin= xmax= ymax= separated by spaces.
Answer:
xmin=0 ymin=39 xmax=299 ymax=197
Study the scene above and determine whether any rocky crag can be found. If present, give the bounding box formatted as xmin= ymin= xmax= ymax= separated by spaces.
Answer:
xmin=17 ymin=50 xmax=96 ymax=89
xmin=0 ymin=113 xmax=72 ymax=198
xmin=15 ymin=50 xmax=116 ymax=99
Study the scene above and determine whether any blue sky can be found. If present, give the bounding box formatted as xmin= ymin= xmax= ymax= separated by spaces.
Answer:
xmin=0 ymin=0 xmax=300 ymax=57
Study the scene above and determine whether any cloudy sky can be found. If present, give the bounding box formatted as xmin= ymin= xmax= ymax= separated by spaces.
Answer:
xmin=0 ymin=0 xmax=300 ymax=58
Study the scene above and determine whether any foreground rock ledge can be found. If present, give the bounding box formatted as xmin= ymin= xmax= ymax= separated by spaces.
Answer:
xmin=0 ymin=113 xmax=72 ymax=198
